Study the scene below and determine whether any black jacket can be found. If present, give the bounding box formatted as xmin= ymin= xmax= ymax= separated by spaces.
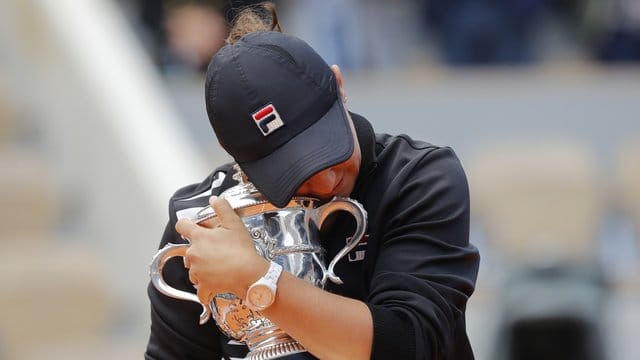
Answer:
xmin=146 ymin=114 xmax=480 ymax=359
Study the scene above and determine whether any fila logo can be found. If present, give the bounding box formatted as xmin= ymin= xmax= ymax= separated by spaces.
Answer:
xmin=252 ymin=104 xmax=284 ymax=136
xmin=347 ymin=234 xmax=369 ymax=262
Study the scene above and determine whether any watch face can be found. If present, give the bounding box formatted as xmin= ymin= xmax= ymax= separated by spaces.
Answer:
xmin=247 ymin=284 xmax=274 ymax=309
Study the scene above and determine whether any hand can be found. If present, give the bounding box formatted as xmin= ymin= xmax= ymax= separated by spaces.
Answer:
xmin=176 ymin=196 xmax=269 ymax=304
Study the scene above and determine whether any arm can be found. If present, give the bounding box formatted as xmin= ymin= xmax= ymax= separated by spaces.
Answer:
xmin=263 ymin=270 xmax=373 ymax=359
xmin=364 ymin=146 xmax=479 ymax=358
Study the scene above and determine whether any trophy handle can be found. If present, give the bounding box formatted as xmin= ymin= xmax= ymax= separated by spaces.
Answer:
xmin=312 ymin=197 xmax=367 ymax=285
xmin=149 ymin=242 xmax=211 ymax=324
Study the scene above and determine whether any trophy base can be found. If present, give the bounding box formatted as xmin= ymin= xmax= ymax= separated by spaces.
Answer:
xmin=245 ymin=340 xmax=306 ymax=360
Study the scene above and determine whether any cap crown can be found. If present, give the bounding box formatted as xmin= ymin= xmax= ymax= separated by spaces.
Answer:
xmin=205 ymin=32 xmax=338 ymax=163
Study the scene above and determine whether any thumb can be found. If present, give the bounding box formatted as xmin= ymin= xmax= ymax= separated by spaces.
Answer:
xmin=210 ymin=196 xmax=243 ymax=229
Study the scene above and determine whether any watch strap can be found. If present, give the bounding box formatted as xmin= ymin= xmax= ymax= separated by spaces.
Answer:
xmin=262 ymin=261 xmax=283 ymax=285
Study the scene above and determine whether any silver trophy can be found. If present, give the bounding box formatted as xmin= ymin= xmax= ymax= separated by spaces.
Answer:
xmin=150 ymin=166 xmax=367 ymax=360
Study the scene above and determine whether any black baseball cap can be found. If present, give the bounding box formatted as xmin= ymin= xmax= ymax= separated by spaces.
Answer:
xmin=204 ymin=31 xmax=354 ymax=208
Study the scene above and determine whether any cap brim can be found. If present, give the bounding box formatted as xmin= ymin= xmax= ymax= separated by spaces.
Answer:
xmin=239 ymin=99 xmax=353 ymax=208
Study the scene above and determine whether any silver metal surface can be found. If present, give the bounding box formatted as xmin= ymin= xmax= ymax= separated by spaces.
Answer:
xmin=150 ymin=167 xmax=367 ymax=359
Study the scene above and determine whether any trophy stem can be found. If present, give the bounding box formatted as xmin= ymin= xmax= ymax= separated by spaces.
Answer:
xmin=245 ymin=322 xmax=306 ymax=360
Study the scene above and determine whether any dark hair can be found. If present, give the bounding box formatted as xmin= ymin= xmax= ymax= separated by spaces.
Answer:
xmin=226 ymin=2 xmax=281 ymax=45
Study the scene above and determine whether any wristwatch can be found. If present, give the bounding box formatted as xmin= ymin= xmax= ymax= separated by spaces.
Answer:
xmin=245 ymin=261 xmax=283 ymax=311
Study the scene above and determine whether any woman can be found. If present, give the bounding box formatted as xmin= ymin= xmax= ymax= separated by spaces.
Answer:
xmin=146 ymin=3 xmax=479 ymax=359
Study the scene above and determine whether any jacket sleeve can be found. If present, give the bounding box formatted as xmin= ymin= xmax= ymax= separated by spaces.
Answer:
xmin=145 ymin=201 xmax=223 ymax=359
xmin=366 ymin=147 xmax=480 ymax=359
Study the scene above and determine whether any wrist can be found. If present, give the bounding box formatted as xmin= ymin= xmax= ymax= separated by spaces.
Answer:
xmin=238 ymin=255 xmax=270 ymax=297
xmin=245 ymin=260 xmax=283 ymax=311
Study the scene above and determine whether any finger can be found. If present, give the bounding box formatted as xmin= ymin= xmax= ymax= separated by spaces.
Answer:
xmin=188 ymin=270 xmax=199 ymax=285
xmin=176 ymin=219 xmax=201 ymax=242
xmin=197 ymin=287 xmax=213 ymax=305
xmin=197 ymin=211 xmax=221 ymax=229
xmin=184 ymin=246 xmax=197 ymax=269
xmin=210 ymin=196 xmax=243 ymax=228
